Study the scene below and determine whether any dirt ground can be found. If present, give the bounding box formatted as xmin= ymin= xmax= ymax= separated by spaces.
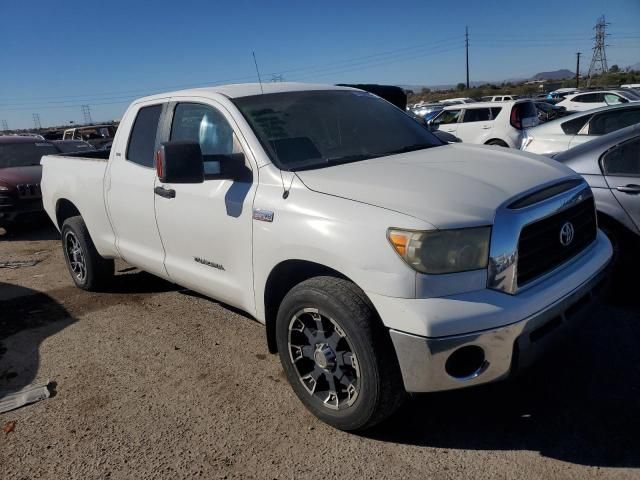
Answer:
xmin=1 ymin=223 xmax=639 ymax=480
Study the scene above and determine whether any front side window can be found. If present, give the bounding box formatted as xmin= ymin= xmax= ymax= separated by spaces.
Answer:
xmin=601 ymin=137 xmax=640 ymax=176
xmin=233 ymin=90 xmax=442 ymax=171
xmin=462 ymin=108 xmax=491 ymax=123
xmin=604 ymin=93 xmax=623 ymax=105
xmin=170 ymin=103 xmax=240 ymax=176
xmin=588 ymin=109 xmax=640 ymax=135
xmin=126 ymin=104 xmax=162 ymax=167
xmin=433 ymin=109 xmax=461 ymax=125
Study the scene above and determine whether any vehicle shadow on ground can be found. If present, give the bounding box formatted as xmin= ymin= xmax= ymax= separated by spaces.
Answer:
xmin=368 ymin=264 xmax=640 ymax=468
xmin=0 ymin=220 xmax=60 ymax=242
xmin=0 ymin=282 xmax=74 ymax=400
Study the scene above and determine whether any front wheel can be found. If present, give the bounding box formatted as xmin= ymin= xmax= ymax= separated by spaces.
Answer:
xmin=61 ymin=216 xmax=114 ymax=291
xmin=276 ymin=276 xmax=405 ymax=431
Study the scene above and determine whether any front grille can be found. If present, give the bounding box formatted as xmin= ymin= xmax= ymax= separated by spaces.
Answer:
xmin=517 ymin=197 xmax=596 ymax=286
xmin=16 ymin=183 xmax=41 ymax=199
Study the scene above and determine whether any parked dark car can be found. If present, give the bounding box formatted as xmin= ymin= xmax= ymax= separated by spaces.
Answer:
xmin=0 ymin=136 xmax=59 ymax=230
xmin=51 ymin=139 xmax=95 ymax=154
xmin=535 ymin=101 xmax=567 ymax=122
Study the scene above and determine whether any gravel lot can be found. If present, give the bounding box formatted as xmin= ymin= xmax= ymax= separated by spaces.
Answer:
xmin=1 ymin=223 xmax=639 ymax=479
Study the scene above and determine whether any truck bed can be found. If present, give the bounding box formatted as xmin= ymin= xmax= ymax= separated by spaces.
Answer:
xmin=40 ymin=153 xmax=118 ymax=258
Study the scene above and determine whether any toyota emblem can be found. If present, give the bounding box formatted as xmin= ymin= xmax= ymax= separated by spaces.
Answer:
xmin=559 ymin=222 xmax=575 ymax=247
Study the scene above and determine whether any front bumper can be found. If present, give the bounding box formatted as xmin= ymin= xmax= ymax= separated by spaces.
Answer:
xmin=389 ymin=263 xmax=608 ymax=392
xmin=0 ymin=195 xmax=44 ymax=223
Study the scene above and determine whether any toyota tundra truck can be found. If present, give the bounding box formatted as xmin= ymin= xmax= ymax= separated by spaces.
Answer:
xmin=40 ymin=83 xmax=612 ymax=431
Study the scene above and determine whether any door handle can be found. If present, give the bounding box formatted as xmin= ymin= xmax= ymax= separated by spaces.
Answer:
xmin=481 ymin=125 xmax=492 ymax=129
xmin=616 ymin=184 xmax=640 ymax=194
xmin=154 ymin=186 xmax=176 ymax=199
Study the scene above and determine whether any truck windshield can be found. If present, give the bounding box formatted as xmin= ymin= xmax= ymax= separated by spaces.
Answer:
xmin=0 ymin=142 xmax=59 ymax=168
xmin=233 ymin=90 xmax=443 ymax=171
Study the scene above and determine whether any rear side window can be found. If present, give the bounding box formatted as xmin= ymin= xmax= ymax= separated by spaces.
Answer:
xmin=561 ymin=115 xmax=590 ymax=134
xmin=574 ymin=93 xmax=603 ymax=103
xmin=490 ymin=107 xmax=503 ymax=118
xmin=462 ymin=108 xmax=491 ymax=122
xmin=126 ymin=104 xmax=162 ymax=167
xmin=601 ymin=137 xmax=640 ymax=176
xmin=588 ymin=109 xmax=640 ymax=135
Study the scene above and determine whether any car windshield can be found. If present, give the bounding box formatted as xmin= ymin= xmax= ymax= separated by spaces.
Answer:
xmin=0 ymin=142 xmax=59 ymax=168
xmin=233 ymin=90 xmax=442 ymax=171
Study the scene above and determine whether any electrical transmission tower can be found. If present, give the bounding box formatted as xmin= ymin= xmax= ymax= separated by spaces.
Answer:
xmin=586 ymin=15 xmax=609 ymax=86
xmin=1 ymin=120 xmax=8 ymax=132
xmin=81 ymin=104 xmax=93 ymax=124
xmin=32 ymin=113 xmax=42 ymax=129
xmin=270 ymin=74 xmax=284 ymax=82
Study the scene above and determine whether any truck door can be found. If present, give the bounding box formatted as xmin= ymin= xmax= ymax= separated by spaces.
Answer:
xmin=601 ymin=135 xmax=640 ymax=230
xmin=153 ymin=101 xmax=257 ymax=313
xmin=105 ymin=101 xmax=169 ymax=277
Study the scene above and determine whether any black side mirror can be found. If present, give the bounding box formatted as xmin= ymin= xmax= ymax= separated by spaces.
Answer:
xmin=157 ymin=141 xmax=204 ymax=184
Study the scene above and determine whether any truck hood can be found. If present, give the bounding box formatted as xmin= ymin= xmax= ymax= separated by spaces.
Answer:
xmin=0 ymin=165 xmax=42 ymax=186
xmin=295 ymin=144 xmax=577 ymax=229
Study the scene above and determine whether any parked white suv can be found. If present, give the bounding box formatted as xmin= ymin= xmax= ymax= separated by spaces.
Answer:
xmin=40 ymin=83 xmax=611 ymax=431
xmin=557 ymin=90 xmax=640 ymax=112
xmin=480 ymin=95 xmax=516 ymax=102
xmin=429 ymin=100 xmax=539 ymax=147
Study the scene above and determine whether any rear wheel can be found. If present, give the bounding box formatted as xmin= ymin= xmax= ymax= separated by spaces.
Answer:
xmin=276 ymin=276 xmax=405 ymax=431
xmin=61 ymin=216 xmax=114 ymax=291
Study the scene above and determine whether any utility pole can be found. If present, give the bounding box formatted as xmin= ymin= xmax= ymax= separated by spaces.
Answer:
xmin=465 ymin=26 xmax=470 ymax=89
xmin=1 ymin=120 xmax=8 ymax=132
xmin=575 ymin=52 xmax=581 ymax=88
xmin=587 ymin=15 xmax=609 ymax=86
xmin=32 ymin=113 xmax=42 ymax=130
xmin=81 ymin=104 xmax=93 ymax=125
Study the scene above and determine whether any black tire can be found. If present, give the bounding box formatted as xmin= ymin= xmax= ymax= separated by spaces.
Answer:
xmin=61 ymin=216 xmax=114 ymax=291
xmin=276 ymin=276 xmax=405 ymax=431
xmin=486 ymin=139 xmax=509 ymax=147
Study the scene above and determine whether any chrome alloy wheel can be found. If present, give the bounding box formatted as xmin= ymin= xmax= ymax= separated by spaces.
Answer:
xmin=288 ymin=308 xmax=360 ymax=410
xmin=65 ymin=231 xmax=87 ymax=282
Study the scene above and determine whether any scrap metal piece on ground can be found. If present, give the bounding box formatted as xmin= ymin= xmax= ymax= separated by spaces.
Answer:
xmin=0 ymin=380 xmax=52 ymax=414
xmin=0 ymin=260 xmax=40 ymax=269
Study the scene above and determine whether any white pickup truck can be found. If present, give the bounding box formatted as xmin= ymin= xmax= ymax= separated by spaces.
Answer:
xmin=41 ymin=83 xmax=612 ymax=431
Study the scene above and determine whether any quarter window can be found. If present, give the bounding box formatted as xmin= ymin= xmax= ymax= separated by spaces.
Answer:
xmin=602 ymin=137 xmax=640 ymax=176
xmin=561 ymin=115 xmax=591 ymax=135
xmin=126 ymin=104 xmax=162 ymax=167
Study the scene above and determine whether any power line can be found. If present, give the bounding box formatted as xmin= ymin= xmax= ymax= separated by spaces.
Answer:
xmin=587 ymin=15 xmax=610 ymax=86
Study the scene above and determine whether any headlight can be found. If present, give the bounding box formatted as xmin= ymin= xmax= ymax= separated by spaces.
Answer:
xmin=520 ymin=134 xmax=533 ymax=150
xmin=0 ymin=185 xmax=9 ymax=192
xmin=388 ymin=227 xmax=491 ymax=274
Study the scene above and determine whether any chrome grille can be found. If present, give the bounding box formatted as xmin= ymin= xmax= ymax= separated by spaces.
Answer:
xmin=16 ymin=183 xmax=41 ymax=199
xmin=517 ymin=197 xmax=597 ymax=286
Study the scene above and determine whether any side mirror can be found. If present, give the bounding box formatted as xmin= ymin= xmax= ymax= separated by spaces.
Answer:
xmin=204 ymin=153 xmax=251 ymax=181
xmin=156 ymin=141 xmax=204 ymax=184
xmin=426 ymin=118 xmax=435 ymax=130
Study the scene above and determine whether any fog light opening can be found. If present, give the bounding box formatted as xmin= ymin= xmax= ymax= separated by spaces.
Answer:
xmin=445 ymin=345 xmax=487 ymax=380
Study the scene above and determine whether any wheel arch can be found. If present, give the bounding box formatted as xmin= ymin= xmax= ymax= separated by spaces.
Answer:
xmin=55 ymin=198 xmax=82 ymax=229
xmin=484 ymin=138 xmax=509 ymax=147
xmin=263 ymin=259 xmax=379 ymax=353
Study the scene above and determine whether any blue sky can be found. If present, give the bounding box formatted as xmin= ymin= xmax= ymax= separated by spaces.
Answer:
xmin=1 ymin=0 xmax=639 ymax=129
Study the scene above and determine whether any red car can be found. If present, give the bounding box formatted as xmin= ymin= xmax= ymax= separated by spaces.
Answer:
xmin=0 ymin=136 xmax=59 ymax=231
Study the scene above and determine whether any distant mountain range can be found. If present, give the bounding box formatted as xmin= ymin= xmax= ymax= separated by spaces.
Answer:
xmin=401 ymin=62 xmax=638 ymax=92
xmin=530 ymin=69 xmax=574 ymax=81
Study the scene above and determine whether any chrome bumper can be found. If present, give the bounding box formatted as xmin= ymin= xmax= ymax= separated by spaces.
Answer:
xmin=389 ymin=264 xmax=608 ymax=393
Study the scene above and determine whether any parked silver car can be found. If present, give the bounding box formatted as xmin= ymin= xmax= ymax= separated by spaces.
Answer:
xmin=554 ymin=123 xmax=640 ymax=254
